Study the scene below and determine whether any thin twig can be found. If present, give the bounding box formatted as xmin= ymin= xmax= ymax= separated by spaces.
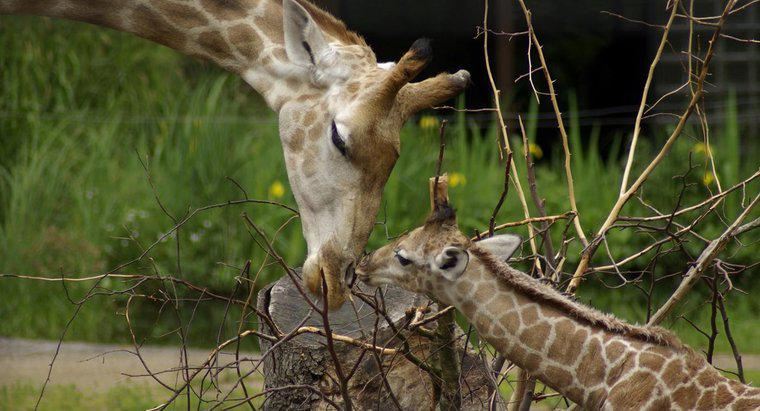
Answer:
xmin=648 ymin=193 xmax=758 ymax=325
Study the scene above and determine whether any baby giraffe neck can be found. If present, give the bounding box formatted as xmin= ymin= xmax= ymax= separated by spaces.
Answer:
xmin=440 ymin=249 xmax=760 ymax=409
xmin=444 ymin=259 xmax=612 ymax=407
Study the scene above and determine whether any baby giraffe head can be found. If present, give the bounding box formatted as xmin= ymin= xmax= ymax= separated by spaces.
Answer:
xmin=357 ymin=204 xmax=522 ymax=299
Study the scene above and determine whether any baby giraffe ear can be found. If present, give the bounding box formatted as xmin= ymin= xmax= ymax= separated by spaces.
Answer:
xmin=433 ymin=246 xmax=469 ymax=281
xmin=283 ymin=0 xmax=330 ymax=68
xmin=477 ymin=234 xmax=522 ymax=262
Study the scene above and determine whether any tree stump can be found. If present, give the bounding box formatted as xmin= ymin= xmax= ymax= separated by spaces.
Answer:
xmin=257 ymin=275 xmax=501 ymax=410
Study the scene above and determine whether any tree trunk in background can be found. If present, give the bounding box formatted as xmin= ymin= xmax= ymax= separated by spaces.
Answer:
xmin=257 ymin=275 xmax=500 ymax=410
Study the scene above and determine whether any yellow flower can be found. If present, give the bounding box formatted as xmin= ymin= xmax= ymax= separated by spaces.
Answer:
xmin=528 ymin=143 xmax=543 ymax=160
xmin=702 ymin=172 xmax=715 ymax=187
xmin=268 ymin=181 xmax=286 ymax=199
xmin=449 ymin=172 xmax=467 ymax=188
xmin=693 ymin=142 xmax=712 ymax=155
xmin=419 ymin=115 xmax=440 ymax=130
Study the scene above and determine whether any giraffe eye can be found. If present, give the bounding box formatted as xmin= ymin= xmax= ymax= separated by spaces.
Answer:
xmin=331 ymin=121 xmax=348 ymax=157
xmin=395 ymin=252 xmax=412 ymax=266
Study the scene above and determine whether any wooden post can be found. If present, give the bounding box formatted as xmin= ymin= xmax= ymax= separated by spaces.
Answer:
xmin=258 ymin=256 xmax=498 ymax=409
xmin=257 ymin=176 xmax=499 ymax=409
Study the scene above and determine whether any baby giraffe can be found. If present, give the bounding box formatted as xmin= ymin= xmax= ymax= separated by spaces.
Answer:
xmin=357 ymin=204 xmax=760 ymax=410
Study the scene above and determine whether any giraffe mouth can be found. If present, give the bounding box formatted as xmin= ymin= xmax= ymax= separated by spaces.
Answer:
xmin=355 ymin=269 xmax=386 ymax=288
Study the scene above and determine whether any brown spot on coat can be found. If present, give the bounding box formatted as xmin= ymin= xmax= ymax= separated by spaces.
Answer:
xmin=715 ymin=383 xmax=735 ymax=409
xmin=455 ymin=280 xmax=473 ymax=296
xmin=287 ymin=129 xmax=305 ymax=152
xmin=605 ymin=340 xmax=627 ymax=363
xmin=728 ymin=380 xmax=748 ymax=396
xmin=646 ymin=396 xmax=671 ymax=410
xmin=306 ymin=125 xmax=322 ymax=141
xmin=735 ymin=398 xmax=760 ymax=409
xmin=460 ymin=301 xmax=477 ymax=316
xmin=697 ymin=369 xmax=721 ymax=387
xmin=297 ymin=93 xmax=321 ymax=103
xmin=672 ymin=384 xmax=699 ymax=409
xmin=347 ymin=82 xmax=360 ymax=94
xmin=510 ymin=345 xmax=528 ymax=364
xmin=523 ymin=353 xmax=541 ymax=370
xmin=300 ymin=149 xmax=318 ymax=177
xmin=543 ymin=366 xmax=573 ymax=388
xmin=198 ymin=31 xmax=235 ymax=61
xmin=303 ymin=111 xmax=317 ymax=126
xmin=577 ymin=338 xmax=606 ymax=387
xmin=661 ymin=359 xmax=690 ymax=389
xmin=498 ymin=313 xmax=520 ymax=334
xmin=518 ymin=322 xmax=551 ymax=352
xmin=566 ymin=387 xmax=584 ymax=402
xmin=607 ymin=371 xmax=657 ymax=409
xmin=606 ymin=354 xmax=634 ymax=386
xmin=639 ymin=352 xmax=664 ymax=372
xmin=200 ymin=0 xmax=248 ymax=20
xmin=474 ymin=312 xmax=491 ymax=334
xmin=272 ymin=47 xmax=288 ymax=61
xmin=547 ymin=320 xmax=585 ymax=364
xmin=472 ymin=284 xmax=494 ymax=304
xmin=130 ymin=5 xmax=188 ymax=52
xmin=587 ymin=388 xmax=608 ymax=409
xmin=155 ymin=0 xmax=209 ymax=29
xmin=228 ymin=23 xmax=262 ymax=60
xmin=521 ymin=305 xmax=539 ymax=326
xmin=697 ymin=389 xmax=716 ymax=409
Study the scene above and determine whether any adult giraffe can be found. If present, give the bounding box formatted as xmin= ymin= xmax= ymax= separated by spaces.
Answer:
xmin=0 ymin=0 xmax=470 ymax=308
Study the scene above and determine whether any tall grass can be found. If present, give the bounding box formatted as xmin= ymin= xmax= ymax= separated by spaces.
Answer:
xmin=1 ymin=16 xmax=757 ymax=351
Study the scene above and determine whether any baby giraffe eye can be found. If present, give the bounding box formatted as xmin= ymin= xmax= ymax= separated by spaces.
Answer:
xmin=396 ymin=254 xmax=412 ymax=266
xmin=395 ymin=251 xmax=412 ymax=266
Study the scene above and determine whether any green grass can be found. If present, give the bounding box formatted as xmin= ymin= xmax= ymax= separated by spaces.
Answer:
xmin=5 ymin=369 xmax=757 ymax=410
xmin=1 ymin=383 xmax=160 ymax=411
xmin=0 ymin=16 xmax=758 ymax=356
xmin=1 ymin=380 xmax=266 ymax=410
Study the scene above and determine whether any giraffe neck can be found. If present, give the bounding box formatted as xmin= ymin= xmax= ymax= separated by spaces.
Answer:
xmin=1 ymin=0 xmax=312 ymax=109
xmin=438 ymin=249 xmax=760 ymax=409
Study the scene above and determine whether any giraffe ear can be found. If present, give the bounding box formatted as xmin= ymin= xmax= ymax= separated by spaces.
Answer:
xmin=433 ymin=246 xmax=469 ymax=281
xmin=477 ymin=234 xmax=522 ymax=262
xmin=283 ymin=0 xmax=330 ymax=68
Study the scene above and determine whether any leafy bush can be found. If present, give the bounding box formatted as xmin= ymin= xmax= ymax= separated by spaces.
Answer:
xmin=1 ymin=16 xmax=757 ymax=348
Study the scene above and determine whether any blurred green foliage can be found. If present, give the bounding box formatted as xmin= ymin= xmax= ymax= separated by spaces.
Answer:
xmin=0 ymin=17 xmax=757 ymax=355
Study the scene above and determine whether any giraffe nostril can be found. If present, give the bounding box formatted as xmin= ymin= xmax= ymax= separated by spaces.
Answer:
xmin=345 ymin=263 xmax=357 ymax=288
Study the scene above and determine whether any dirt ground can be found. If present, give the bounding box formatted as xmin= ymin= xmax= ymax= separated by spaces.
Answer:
xmin=0 ymin=337 xmax=262 ymax=392
xmin=1 ymin=337 xmax=756 ymax=406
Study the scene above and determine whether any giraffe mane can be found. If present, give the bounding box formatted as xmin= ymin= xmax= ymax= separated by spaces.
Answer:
xmin=469 ymin=246 xmax=684 ymax=349
xmin=291 ymin=0 xmax=368 ymax=47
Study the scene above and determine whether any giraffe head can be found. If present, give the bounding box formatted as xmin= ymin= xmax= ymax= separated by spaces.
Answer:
xmin=357 ymin=204 xmax=521 ymax=297
xmin=270 ymin=1 xmax=471 ymax=309
xmin=1 ymin=0 xmax=470 ymax=310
